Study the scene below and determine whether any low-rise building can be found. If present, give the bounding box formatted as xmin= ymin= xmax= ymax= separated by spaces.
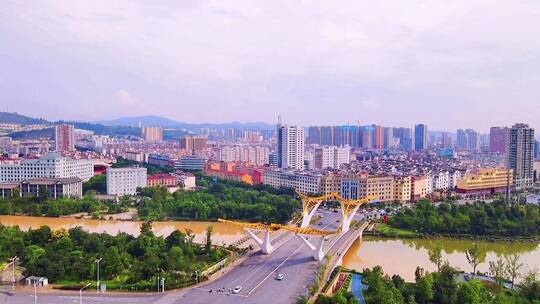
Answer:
xmin=174 ymin=156 xmax=206 ymax=171
xmin=204 ymin=162 xmax=265 ymax=185
xmin=263 ymin=169 xmax=321 ymax=194
xmin=20 ymin=178 xmax=83 ymax=199
xmin=0 ymin=182 xmax=20 ymax=198
xmin=176 ymin=172 xmax=196 ymax=190
xmin=106 ymin=167 xmax=147 ymax=196
xmin=393 ymin=176 xmax=411 ymax=202
xmin=147 ymin=173 xmax=177 ymax=188
xmin=341 ymin=173 xmax=394 ymax=202
xmin=411 ymin=176 xmax=429 ymax=200
xmin=456 ymin=168 xmax=512 ymax=196
xmin=0 ymin=152 xmax=94 ymax=182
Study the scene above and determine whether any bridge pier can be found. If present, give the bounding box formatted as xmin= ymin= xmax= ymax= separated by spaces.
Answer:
xmin=244 ymin=228 xmax=274 ymax=254
xmin=297 ymin=235 xmax=325 ymax=261
xmin=340 ymin=203 xmax=362 ymax=233
xmin=300 ymin=201 xmax=322 ymax=228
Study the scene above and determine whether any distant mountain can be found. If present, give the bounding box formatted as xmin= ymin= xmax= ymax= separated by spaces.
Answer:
xmin=95 ymin=115 xmax=275 ymax=130
xmin=0 ymin=112 xmax=50 ymax=125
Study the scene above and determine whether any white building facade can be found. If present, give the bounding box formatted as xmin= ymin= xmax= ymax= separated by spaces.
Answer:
xmin=278 ymin=125 xmax=305 ymax=170
xmin=263 ymin=169 xmax=321 ymax=194
xmin=0 ymin=153 xmax=94 ymax=182
xmin=106 ymin=167 xmax=147 ymax=196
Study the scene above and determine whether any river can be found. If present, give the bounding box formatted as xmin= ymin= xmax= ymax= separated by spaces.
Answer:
xmin=0 ymin=215 xmax=245 ymax=245
xmin=343 ymin=237 xmax=540 ymax=282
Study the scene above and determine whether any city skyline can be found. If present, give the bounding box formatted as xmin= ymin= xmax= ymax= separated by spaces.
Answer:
xmin=1 ymin=1 xmax=540 ymax=133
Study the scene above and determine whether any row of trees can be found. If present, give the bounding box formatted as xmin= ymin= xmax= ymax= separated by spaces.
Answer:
xmin=137 ymin=182 xmax=300 ymax=224
xmin=390 ymin=200 xmax=540 ymax=237
xmin=363 ymin=264 xmax=540 ymax=304
xmin=0 ymin=222 xmax=227 ymax=290
xmin=428 ymin=243 xmax=526 ymax=289
xmin=0 ymin=195 xmax=125 ymax=217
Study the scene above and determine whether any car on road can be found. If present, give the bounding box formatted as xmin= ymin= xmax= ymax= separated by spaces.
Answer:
xmin=276 ymin=273 xmax=285 ymax=281
xmin=232 ymin=286 xmax=242 ymax=294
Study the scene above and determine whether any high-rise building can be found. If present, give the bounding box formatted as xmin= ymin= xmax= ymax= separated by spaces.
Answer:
xmin=55 ymin=124 xmax=75 ymax=152
xmin=490 ymin=127 xmax=509 ymax=154
xmin=307 ymin=126 xmax=321 ymax=145
xmin=414 ymin=124 xmax=428 ymax=151
xmin=360 ymin=125 xmax=373 ymax=149
xmin=277 ymin=125 xmax=305 ymax=170
xmin=441 ymin=132 xmax=452 ymax=148
xmin=394 ymin=127 xmax=413 ymax=151
xmin=457 ymin=129 xmax=479 ymax=151
xmin=320 ymin=126 xmax=334 ymax=146
xmin=140 ymin=126 xmax=163 ymax=142
xmin=508 ymin=123 xmax=535 ymax=188
xmin=383 ymin=127 xmax=395 ymax=150
xmin=314 ymin=146 xmax=350 ymax=169
xmin=179 ymin=136 xmax=208 ymax=154
xmin=373 ymin=125 xmax=385 ymax=150
xmin=535 ymin=140 xmax=540 ymax=160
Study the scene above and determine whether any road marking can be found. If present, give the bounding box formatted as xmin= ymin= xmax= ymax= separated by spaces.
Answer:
xmin=246 ymin=242 xmax=305 ymax=297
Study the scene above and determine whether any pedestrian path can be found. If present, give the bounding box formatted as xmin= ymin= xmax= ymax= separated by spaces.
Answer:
xmin=351 ymin=274 xmax=366 ymax=304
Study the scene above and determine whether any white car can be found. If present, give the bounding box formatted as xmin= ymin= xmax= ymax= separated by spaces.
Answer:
xmin=276 ymin=273 xmax=285 ymax=281
xmin=232 ymin=286 xmax=242 ymax=294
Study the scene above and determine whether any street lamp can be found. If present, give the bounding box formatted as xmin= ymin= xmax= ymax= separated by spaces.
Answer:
xmin=95 ymin=258 xmax=102 ymax=293
xmin=80 ymin=282 xmax=92 ymax=304
xmin=9 ymin=256 xmax=17 ymax=290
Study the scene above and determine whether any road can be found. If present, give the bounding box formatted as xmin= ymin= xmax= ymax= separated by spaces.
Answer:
xmin=1 ymin=209 xmax=351 ymax=304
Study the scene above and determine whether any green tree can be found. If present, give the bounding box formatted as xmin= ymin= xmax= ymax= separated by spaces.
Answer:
xmin=428 ymin=243 xmax=443 ymax=271
xmin=456 ymin=280 xmax=492 ymax=304
xmin=465 ymin=243 xmax=485 ymax=275
xmin=415 ymin=274 xmax=434 ymax=304
xmin=504 ymin=254 xmax=523 ymax=289
xmin=205 ymin=226 xmax=213 ymax=255
xmin=489 ymin=258 xmax=507 ymax=287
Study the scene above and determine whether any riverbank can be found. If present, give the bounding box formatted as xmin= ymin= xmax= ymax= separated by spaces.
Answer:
xmin=370 ymin=223 xmax=540 ymax=242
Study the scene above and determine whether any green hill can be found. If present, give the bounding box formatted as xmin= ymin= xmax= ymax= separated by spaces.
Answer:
xmin=0 ymin=112 xmax=50 ymax=125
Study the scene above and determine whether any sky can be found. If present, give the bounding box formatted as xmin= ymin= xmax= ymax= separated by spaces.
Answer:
xmin=0 ymin=0 xmax=539 ymax=133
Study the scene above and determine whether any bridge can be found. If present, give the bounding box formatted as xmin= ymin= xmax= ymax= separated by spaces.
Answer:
xmin=218 ymin=219 xmax=339 ymax=260
xmin=219 ymin=192 xmax=376 ymax=261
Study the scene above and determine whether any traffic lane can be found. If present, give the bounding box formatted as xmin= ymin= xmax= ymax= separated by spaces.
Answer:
xmin=177 ymin=234 xmax=302 ymax=303
xmin=199 ymin=232 xmax=296 ymax=291
xmin=249 ymin=245 xmax=318 ymax=304
xmin=195 ymin=234 xmax=302 ymax=295
xmin=237 ymin=237 xmax=306 ymax=296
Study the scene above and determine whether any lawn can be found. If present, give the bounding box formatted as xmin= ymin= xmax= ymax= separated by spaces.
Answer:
xmin=377 ymin=224 xmax=418 ymax=237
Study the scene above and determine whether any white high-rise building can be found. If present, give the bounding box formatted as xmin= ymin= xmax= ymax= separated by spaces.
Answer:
xmin=508 ymin=123 xmax=535 ymax=189
xmin=314 ymin=146 xmax=351 ymax=169
xmin=0 ymin=152 xmax=94 ymax=182
xmin=106 ymin=167 xmax=147 ymax=196
xmin=277 ymin=125 xmax=305 ymax=170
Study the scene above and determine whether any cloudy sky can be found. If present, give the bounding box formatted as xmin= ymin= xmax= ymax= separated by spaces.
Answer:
xmin=1 ymin=1 xmax=539 ymax=132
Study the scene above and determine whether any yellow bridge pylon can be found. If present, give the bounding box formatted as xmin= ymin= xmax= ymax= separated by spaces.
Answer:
xmin=297 ymin=192 xmax=377 ymax=233
xmin=297 ymin=192 xmax=339 ymax=228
